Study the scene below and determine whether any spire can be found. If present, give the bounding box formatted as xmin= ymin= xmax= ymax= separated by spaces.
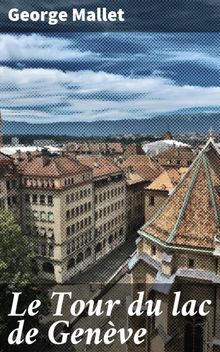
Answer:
xmin=141 ymin=136 xmax=220 ymax=250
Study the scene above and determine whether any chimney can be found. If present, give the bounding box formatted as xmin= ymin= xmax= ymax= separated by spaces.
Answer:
xmin=26 ymin=151 xmax=32 ymax=162
xmin=42 ymin=148 xmax=50 ymax=166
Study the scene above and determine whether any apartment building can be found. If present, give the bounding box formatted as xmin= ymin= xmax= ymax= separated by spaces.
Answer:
xmin=17 ymin=150 xmax=94 ymax=283
xmin=77 ymin=156 xmax=126 ymax=259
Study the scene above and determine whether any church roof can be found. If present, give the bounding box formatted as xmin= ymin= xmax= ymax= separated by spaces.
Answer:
xmin=140 ymin=137 xmax=220 ymax=250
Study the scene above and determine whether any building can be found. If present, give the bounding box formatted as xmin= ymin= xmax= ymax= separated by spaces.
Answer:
xmin=77 ymin=156 xmax=126 ymax=259
xmin=66 ymin=142 xmax=124 ymax=156
xmin=0 ymin=112 xmax=3 ymax=148
xmin=0 ymin=152 xmax=20 ymax=220
xmin=125 ymin=143 xmax=145 ymax=157
xmin=152 ymin=145 xmax=195 ymax=168
xmin=17 ymin=150 xmax=94 ymax=283
xmin=128 ymin=137 xmax=220 ymax=352
xmin=144 ymin=168 xmax=187 ymax=221
xmin=121 ymin=155 xmax=164 ymax=236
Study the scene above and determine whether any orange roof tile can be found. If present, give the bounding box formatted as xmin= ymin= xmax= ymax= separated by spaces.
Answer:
xmin=146 ymin=168 xmax=187 ymax=192
xmin=122 ymin=155 xmax=164 ymax=182
xmin=17 ymin=155 xmax=91 ymax=177
xmin=76 ymin=156 xmax=122 ymax=178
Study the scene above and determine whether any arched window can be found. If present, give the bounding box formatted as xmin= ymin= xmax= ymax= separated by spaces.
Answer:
xmin=108 ymin=235 xmax=113 ymax=244
xmin=43 ymin=262 xmax=54 ymax=274
xmin=85 ymin=247 xmax=91 ymax=258
xmin=76 ymin=252 xmax=83 ymax=264
xmin=67 ymin=258 xmax=75 ymax=270
xmin=95 ymin=243 xmax=102 ymax=253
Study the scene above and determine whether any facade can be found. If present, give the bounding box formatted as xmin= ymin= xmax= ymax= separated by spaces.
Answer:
xmin=17 ymin=151 xmax=94 ymax=283
xmin=128 ymin=137 xmax=220 ymax=352
xmin=122 ymin=155 xmax=164 ymax=235
xmin=77 ymin=156 xmax=126 ymax=259
xmin=144 ymin=168 xmax=187 ymax=221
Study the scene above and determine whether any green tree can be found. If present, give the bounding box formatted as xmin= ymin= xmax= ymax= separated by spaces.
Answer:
xmin=0 ymin=209 xmax=50 ymax=351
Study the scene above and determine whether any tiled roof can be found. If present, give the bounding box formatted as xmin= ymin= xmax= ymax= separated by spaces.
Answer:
xmin=146 ymin=168 xmax=187 ymax=192
xmin=17 ymin=155 xmax=91 ymax=177
xmin=122 ymin=155 xmax=164 ymax=182
xmin=141 ymin=138 xmax=220 ymax=250
xmin=126 ymin=172 xmax=145 ymax=185
xmin=76 ymin=155 xmax=122 ymax=178
xmin=0 ymin=152 xmax=13 ymax=164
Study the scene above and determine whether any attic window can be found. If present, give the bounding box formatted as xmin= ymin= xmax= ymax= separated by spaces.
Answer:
xmin=188 ymin=258 xmax=194 ymax=268
xmin=149 ymin=196 xmax=155 ymax=206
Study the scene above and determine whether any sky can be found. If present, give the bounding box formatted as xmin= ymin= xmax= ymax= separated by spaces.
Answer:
xmin=1 ymin=32 xmax=220 ymax=123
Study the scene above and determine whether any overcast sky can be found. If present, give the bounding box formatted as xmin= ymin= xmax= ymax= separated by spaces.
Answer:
xmin=1 ymin=32 xmax=220 ymax=122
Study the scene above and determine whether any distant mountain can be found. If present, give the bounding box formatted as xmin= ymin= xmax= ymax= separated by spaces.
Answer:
xmin=3 ymin=114 xmax=220 ymax=137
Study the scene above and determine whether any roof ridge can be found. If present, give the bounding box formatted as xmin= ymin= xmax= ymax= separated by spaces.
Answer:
xmin=166 ymin=157 xmax=202 ymax=243
xmin=141 ymin=138 xmax=220 ymax=232
xmin=203 ymin=153 xmax=220 ymax=228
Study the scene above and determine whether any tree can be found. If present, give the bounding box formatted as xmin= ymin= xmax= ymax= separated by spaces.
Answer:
xmin=0 ymin=209 xmax=50 ymax=351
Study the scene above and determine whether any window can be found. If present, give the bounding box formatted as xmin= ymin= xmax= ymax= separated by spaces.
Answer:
xmin=48 ymin=195 xmax=53 ymax=206
xmin=67 ymin=258 xmax=75 ymax=270
xmin=32 ymin=194 xmax=38 ymax=204
xmin=149 ymin=196 xmax=155 ymax=206
xmin=66 ymin=210 xmax=70 ymax=220
xmin=43 ymin=262 xmax=54 ymax=274
xmin=48 ymin=212 xmax=54 ymax=222
xmin=40 ymin=211 xmax=46 ymax=222
xmin=188 ymin=259 xmax=194 ymax=268
xmin=151 ymin=245 xmax=156 ymax=256
xmin=25 ymin=194 xmax=30 ymax=203
xmin=49 ymin=244 xmax=54 ymax=257
xmin=6 ymin=180 xmax=10 ymax=190
xmin=108 ymin=235 xmax=113 ymax=244
xmin=85 ymin=247 xmax=91 ymax=258
xmin=41 ymin=243 xmax=47 ymax=256
xmin=66 ymin=226 xmax=70 ymax=236
xmin=33 ymin=210 xmax=38 ymax=220
xmin=7 ymin=197 xmax=11 ymax=207
xmin=12 ymin=196 xmax=17 ymax=205
xmin=67 ymin=243 xmax=71 ymax=255
xmin=66 ymin=195 xmax=70 ymax=204
xmin=40 ymin=195 xmax=45 ymax=205
xmin=95 ymin=243 xmax=102 ymax=253
xmin=76 ymin=252 xmax=83 ymax=264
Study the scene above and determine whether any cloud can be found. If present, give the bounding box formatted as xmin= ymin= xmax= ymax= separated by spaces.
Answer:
xmin=1 ymin=66 xmax=220 ymax=122
xmin=0 ymin=34 xmax=98 ymax=61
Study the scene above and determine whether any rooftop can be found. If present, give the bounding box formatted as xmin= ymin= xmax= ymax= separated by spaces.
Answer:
xmin=146 ymin=168 xmax=188 ymax=192
xmin=17 ymin=154 xmax=91 ymax=178
xmin=122 ymin=155 xmax=164 ymax=183
xmin=76 ymin=155 xmax=122 ymax=178
xmin=140 ymin=137 xmax=220 ymax=250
